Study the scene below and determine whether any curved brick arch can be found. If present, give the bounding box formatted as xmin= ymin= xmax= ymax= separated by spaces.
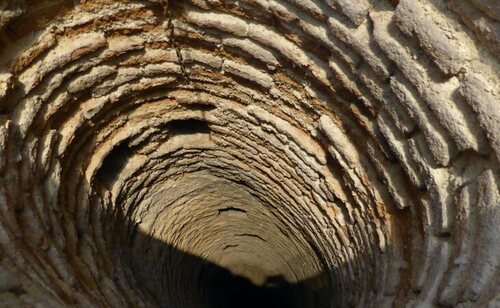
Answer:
xmin=0 ymin=1 xmax=498 ymax=307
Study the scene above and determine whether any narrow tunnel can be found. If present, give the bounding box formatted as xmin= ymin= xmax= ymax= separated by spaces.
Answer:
xmin=0 ymin=0 xmax=499 ymax=307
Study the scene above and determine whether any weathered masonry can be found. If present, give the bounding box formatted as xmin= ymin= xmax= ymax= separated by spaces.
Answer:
xmin=0 ymin=1 xmax=499 ymax=307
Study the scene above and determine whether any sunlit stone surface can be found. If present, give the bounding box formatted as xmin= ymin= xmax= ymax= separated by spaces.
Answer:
xmin=0 ymin=0 xmax=498 ymax=307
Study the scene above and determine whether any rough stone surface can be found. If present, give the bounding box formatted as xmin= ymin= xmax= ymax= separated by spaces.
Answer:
xmin=0 ymin=0 xmax=498 ymax=307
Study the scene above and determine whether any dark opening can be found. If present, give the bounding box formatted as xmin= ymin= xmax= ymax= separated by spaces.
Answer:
xmin=167 ymin=119 xmax=210 ymax=135
xmin=202 ymin=265 xmax=300 ymax=308
xmin=95 ymin=142 xmax=132 ymax=187
xmin=182 ymin=103 xmax=217 ymax=111
xmin=122 ymin=213 xmax=334 ymax=308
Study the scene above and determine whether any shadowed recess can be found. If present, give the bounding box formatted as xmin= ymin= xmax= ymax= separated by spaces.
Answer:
xmin=0 ymin=0 xmax=498 ymax=307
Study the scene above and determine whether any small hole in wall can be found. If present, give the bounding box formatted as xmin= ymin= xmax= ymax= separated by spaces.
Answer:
xmin=167 ymin=119 xmax=211 ymax=135
xmin=182 ymin=103 xmax=217 ymax=111
xmin=96 ymin=142 xmax=133 ymax=188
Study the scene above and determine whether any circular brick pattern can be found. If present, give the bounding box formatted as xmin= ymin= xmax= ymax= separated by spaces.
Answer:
xmin=0 ymin=1 xmax=498 ymax=307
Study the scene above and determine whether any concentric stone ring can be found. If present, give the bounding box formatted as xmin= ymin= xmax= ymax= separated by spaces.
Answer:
xmin=0 ymin=1 xmax=498 ymax=307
